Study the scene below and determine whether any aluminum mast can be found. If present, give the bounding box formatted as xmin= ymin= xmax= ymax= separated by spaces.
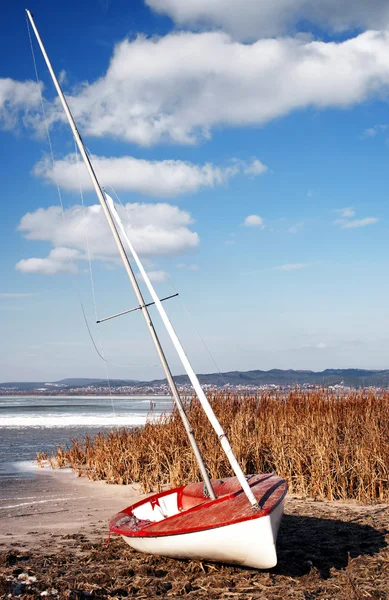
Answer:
xmin=26 ymin=8 xmax=215 ymax=501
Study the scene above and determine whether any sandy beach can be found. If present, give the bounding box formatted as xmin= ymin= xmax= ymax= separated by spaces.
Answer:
xmin=0 ymin=466 xmax=141 ymax=552
xmin=1 ymin=465 xmax=389 ymax=599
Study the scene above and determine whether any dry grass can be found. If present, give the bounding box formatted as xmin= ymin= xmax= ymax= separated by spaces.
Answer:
xmin=39 ymin=389 xmax=389 ymax=502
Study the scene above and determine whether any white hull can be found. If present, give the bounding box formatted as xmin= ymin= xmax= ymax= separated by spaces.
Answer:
xmin=120 ymin=498 xmax=284 ymax=569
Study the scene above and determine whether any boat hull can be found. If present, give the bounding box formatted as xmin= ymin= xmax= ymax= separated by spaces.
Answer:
xmin=120 ymin=497 xmax=284 ymax=568
xmin=110 ymin=474 xmax=287 ymax=569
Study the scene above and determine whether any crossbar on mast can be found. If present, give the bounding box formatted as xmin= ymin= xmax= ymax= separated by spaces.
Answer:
xmin=26 ymin=8 xmax=216 ymax=501
xmin=97 ymin=293 xmax=179 ymax=324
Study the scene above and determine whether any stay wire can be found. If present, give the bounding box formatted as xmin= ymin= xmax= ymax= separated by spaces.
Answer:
xmin=73 ymin=144 xmax=119 ymax=421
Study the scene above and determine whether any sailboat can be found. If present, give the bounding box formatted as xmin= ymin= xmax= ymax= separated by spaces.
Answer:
xmin=26 ymin=10 xmax=287 ymax=569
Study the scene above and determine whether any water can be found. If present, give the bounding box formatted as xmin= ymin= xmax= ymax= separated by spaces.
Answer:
xmin=0 ymin=395 xmax=173 ymax=489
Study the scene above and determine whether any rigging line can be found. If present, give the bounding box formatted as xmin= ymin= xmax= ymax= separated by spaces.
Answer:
xmin=74 ymin=144 xmax=116 ymax=420
xmin=109 ymin=186 xmax=228 ymax=388
xmin=70 ymin=154 xmax=160 ymax=372
xmin=73 ymin=143 xmax=157 ymax=370
xmin=78 ymin=294 xmax=152 ymax=369
xmin=74 ymin=143 xmax=98 ymax=323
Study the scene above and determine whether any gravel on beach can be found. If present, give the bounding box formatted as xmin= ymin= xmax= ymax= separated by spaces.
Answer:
xmin=1 ymin=496 xmax=388 ymax=599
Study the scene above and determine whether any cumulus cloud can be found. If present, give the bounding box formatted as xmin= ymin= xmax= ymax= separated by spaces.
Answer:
xmin=34 ymin=153 xmax=267 ymax=197
xmin=33 ymin=30 xmax=389 ymax=146
xmin=243 ymin=215 xmax=264 ymax=227
xmin=16 ymin=248 xmax=80 ymax=276
xmin=274 ymin=263 xmax=312 ymax=271
xmin=0 ymin=78 xmax=42 ymax=131
xmin=242 ymin=159 xmax=268 ymax=176
xmin=146 ymin=0 xmax=389 ymax=40
xmin=333 ymin=208 xmax=378 ymax=229
xmin=7 ymin=29 xmax=389 ymax=146
xmin=16 ymin=202 xmax=199 ymax=275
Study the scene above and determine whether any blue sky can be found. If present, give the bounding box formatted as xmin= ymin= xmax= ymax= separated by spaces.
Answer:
xmin=2 ymin=0 xmax=389 ymax=381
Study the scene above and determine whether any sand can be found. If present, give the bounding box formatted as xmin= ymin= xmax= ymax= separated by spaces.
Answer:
xmin=1 ymin=467 xmax=389 ymax=599
xmin=0 ymin=465 xmax=141 ymax=551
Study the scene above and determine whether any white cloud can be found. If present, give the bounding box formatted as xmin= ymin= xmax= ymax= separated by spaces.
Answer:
xmin=341 ymin=217 xmax=379 ymax=229
xmin=335 ymin=207 xmax=356 ymax=218
xmin=16 ymin=248 xmax=80 ymax=276
xmin=0 ymin=79 xmax=42 ymax=131
xmin=274 ymin=263 xmax=311 ymax=271
xmin=363 ymin=127 xmax=378 ymax=138
xmin=242 ymin=159 xmax=268 ymax=176
xmin=16 ymin=201 xmax=199 ymax=275
xmin=34 ymin=154 xmax=267 ymax=198
xmin=244 ymin=215 xmax=264 ymax=227
xmin=34 ymin=30 xmax=389 ymax=146
xmin=333 ymin=208 xmax=378 ymax=229
xmin=146 ymin=0 xmax=389 ymax=40
xmin=288 ymin=222 xmax=303 ymax=234
xmin=362 ymin=124 xmax=388 ymax=138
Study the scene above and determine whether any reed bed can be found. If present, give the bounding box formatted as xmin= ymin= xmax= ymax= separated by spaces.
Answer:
xmin=39 ymin=389 xmax=389 ymax=502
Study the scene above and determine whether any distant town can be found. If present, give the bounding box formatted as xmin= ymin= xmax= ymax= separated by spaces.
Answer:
xmin=1 ymin=368 xmax=389 ymax=395
xmin=0 ymin=381 xmax=346 ymax=396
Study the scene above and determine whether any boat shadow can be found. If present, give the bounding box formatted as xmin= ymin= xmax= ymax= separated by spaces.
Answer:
xmin=273 ymin=512 xmax=387 ymax=578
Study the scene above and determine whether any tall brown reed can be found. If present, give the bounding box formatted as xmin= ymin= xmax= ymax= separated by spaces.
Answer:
xmin=42 ymin=389 xmax=389 ymax=502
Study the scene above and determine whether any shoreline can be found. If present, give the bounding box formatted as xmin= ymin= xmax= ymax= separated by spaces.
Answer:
xmin=0 ymin=464 xmax=142 ymax=552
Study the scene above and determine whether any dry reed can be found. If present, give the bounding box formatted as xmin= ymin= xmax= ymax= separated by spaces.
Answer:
xmin=40 ymin=389 xmax=389 ymax=502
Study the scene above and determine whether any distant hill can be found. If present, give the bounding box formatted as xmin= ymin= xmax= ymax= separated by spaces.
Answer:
xmin=145 ymin=368 xmax=389 ymax=387
xmin=1 ymin=368 xmax=389 ymax=390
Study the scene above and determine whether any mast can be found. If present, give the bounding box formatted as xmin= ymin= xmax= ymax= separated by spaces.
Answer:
xmin=25 ymin=9 xmax=215 ymax=501
xmin=26 ymin=9 xmax=258 ymax=507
